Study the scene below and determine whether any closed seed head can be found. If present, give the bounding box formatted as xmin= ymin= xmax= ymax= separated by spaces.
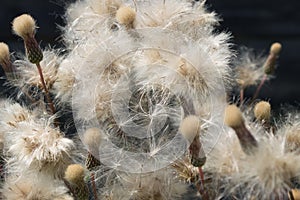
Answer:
xmin=254 ymin=101 xmax=271 ymax=121
xmin=116 ymin=6 xmax=136 ymax=25
xmin=12 ymin=14 xmax=36 ymax=38
xmin=270 ymin=42 xmax=282 ymax=55
xmin=0 ymin=42 xmax=10 ymax=64
xmin=224 ymin=105 xmax=244 ymax=129
xmin=64 ymin=164 xmax=85 ymax=185
xmin=83 ymin=127 xmax=103 ymax=152
xmin=179 ymin=115 xmax=200 ymax=142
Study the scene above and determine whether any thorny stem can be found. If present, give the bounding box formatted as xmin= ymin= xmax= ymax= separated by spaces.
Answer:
xmin=36 ymin=62 xmax=56 ymax=115
xmin=252 ymin=74 xmax=267 ymax=102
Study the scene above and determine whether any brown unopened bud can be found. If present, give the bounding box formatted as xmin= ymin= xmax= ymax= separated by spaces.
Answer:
xmin=225 ymin=105 xmax=258 ymax=154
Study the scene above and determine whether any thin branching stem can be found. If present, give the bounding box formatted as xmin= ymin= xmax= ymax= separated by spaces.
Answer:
xmin=36 ymin=62 xmax=56 ymax=115
xmin=91 ymin=172 xmax=98 ymax=200
xmin=252 ymin=74 xmax=267 ymax=101
xmin=240 ymin=88 xmax=244 ymax=103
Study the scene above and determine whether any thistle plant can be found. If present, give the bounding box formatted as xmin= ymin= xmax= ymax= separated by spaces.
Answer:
xmin=0 ymin=0 xmax=298 ymax=200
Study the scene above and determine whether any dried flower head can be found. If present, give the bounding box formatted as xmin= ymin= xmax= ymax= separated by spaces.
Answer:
xmin=12 ymin=14 xmax=36 ymax=39
xmin=206 ymin=109 xmax=300 ymax=199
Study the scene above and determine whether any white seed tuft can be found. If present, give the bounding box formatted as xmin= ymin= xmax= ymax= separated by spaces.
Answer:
xmin=179 ymin=115 xmax=200 ymax=142
xmin=224 ymin=105 xmax=244 ymax=129
xmin=83 ymin=127 xmax=103 ymax=152
xmin=0 ymin=42 xmax=10 ymax=64
xmin=116 ymin=6 xmax=136 ymax=25
xmin=12 ymin=14 xmax=36 ymax=38
xmin=64 ymin=164 xmax=85 ymax=185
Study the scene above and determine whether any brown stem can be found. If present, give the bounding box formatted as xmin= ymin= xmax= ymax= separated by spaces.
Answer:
xmin=240 ymin=88 xmax=244 ymax=105
xmin=252 ymin=74 xmax=267 ymax=102
xmin=63 ymin=178 xmax=76 ymax=198
xmin=91 ymin=172 xmax=98 ymax=200
xmin=196 ymin=167 xmax=209 ymax=199
xmin=233 ymin=124 xmax=258 ymax=155
xmin=36 ymin=62 xmax=56 ymax=115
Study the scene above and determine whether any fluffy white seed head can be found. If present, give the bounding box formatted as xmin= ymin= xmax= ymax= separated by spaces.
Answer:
xmin=102 ymin=168 xmax=189 ymax=199
xmin=254 ymin=101 xmax=271 ymax=121
xmin=6 ymin=119 xmax=74 ymax=177
xmin=116 ymin=6 xmax=136 ymax=25
xmin=83 ymin=127 xmax=103 ymax=152
xmin=282 ymin=115 xmax=300 ymax=153
xmin=12 ymin=14 xmax=36 ymax=38
xmin=179 ymin=115 xmax=200 ymax=142
xmin=0 ymin=101 xmax=33 ymax=135
xmin=0 ymin=42 xmax=10 ymax=64
xmin=270 ymin=42 xmax=282 ymax=55
xmin=2 ymin=174 xmax=74 ymax=200
xmin=224 ymin=105 xmax=245 ymax=129
xmin=65 ymin=164 xmax=85 ymax=185
xmin=89 ymin=0 xmax=121 ymax=15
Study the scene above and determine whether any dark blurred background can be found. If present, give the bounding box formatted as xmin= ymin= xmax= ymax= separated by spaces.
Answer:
xmin=0 ymin=0 xmax=299 ymax=110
